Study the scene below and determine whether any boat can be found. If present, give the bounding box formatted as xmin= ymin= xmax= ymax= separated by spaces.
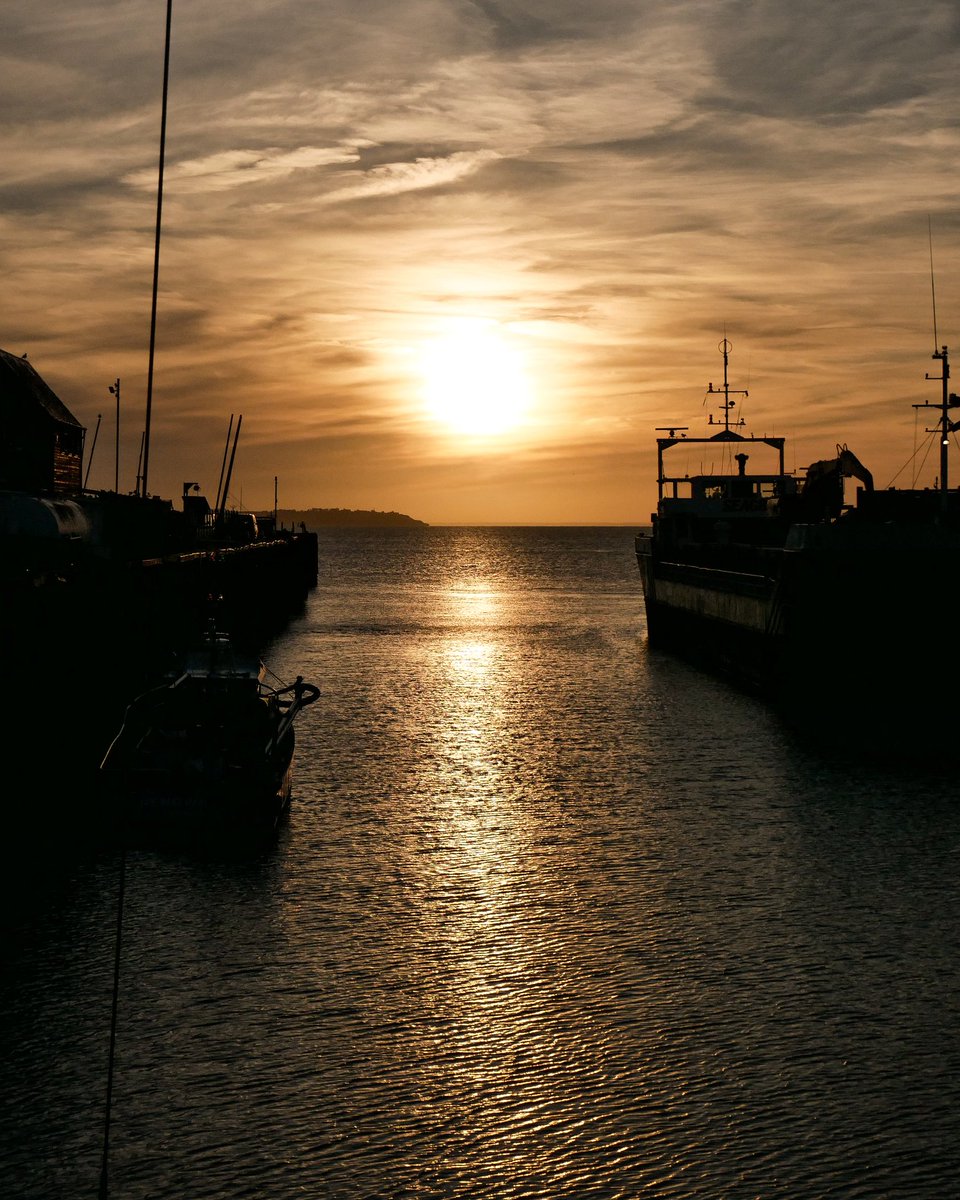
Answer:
xmin=636 ymin=338 xmax=960 ymax=751
xmin=100 ymin=621 xmax=320 ymax=841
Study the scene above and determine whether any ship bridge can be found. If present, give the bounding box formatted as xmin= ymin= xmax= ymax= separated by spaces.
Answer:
xmin=656 ymin=429 xmax=794 ymax=517
xmin=660 ymin=468 xmax=798 ymax=518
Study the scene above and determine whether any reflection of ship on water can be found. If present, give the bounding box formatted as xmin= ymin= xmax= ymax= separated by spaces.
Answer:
xmin=0 ymin=346 xmax=318 ymax=832
xmin=636 ymin=338 xmax=960 ymax=754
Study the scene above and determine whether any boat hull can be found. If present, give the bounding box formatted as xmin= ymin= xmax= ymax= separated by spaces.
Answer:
xmin=105 ymin=717 xmax=298 ymax=847
xmin=639 ymin=552 xmax=777 ymax=688
xmin=637 ymin=526 xmax=960 ymax=750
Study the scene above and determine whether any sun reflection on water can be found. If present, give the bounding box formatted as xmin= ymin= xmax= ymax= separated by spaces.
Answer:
xmin=446 ymin=638 xmax=495 ymax=681
xmin=298 ymin=564 xmax=635 ymax=1189
xmin=412 ymin=597 xmax=551 ymax=1076
xmin=444 ymin=588 xmax=500 ymax=622
xmin=20 ymin=529 xmax=943 ymax=1199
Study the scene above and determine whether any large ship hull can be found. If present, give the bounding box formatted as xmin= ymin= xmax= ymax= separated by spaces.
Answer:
xmin=637 ymin=524 xmax=960 ymax=749
xmin=637 ymin=548 xmax=777 ymax=689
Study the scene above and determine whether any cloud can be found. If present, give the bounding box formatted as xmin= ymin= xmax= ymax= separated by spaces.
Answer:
xmin=123 ymin=144 xmax=363 ymax=193
xmin=702 ymin=0 xmax=960 ymax=119
xmin=465 ymin=0 xmax=557 ymax=50
xmin=324 ymin=149 xmax=501 ymax=202
xmin=6 ymin=0 xmax=960 ymax=519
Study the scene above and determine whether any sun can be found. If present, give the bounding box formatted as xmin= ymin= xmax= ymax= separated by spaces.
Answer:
xmin=419 ymin=319 xmax=532 ymax=436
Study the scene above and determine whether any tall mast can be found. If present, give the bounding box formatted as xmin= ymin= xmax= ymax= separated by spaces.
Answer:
xmin=214 ymin=414 xmax=234 ymax=514
xmin=141 ymin=0 xmax=174 ymax=499
xmin=217 ymin=414 xmax=242 ymax=528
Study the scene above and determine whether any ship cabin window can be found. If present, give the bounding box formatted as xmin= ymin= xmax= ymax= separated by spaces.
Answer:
xmin=699 ymin=479 xmax=757 ymax=502
xmin=694 ymin=476 xmax=771 ymax=510
xmin=662 ymin=471 xmax=797 ymax=514
xmin=758 ymin=478 xmax=795 ymax=498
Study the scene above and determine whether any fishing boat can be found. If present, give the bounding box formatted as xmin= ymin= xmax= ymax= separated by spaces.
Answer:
xmin=636 ymin=338 xmax=960 ymax=751
xmin=100 ymin=622 xmax=319 ymax=840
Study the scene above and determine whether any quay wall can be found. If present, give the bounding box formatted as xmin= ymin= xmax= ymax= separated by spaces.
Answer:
xmin=2 ymin=531 xmax=318 ymax=841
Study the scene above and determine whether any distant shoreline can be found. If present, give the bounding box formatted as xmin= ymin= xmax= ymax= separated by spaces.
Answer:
xmin=273 ymin=507 xmax=428 ymax=529
xmin=269 ymin=510 xmax=643 ymax=530
xmin=429 ymin=522 xmax=643 ymax=528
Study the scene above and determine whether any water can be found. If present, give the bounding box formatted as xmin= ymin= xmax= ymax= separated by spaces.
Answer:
xmin=3 ymin=526 xmax=960 ymax=1198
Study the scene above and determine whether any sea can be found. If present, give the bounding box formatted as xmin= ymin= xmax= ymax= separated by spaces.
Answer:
xmin=3 ymin=525 xmax=960 ymax=1199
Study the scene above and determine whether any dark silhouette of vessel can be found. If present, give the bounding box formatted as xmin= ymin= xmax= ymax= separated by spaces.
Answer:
xmin=636 ymin=339 xmax=960 ymax=752
xmin=100 ymin=621 xmax=319 ymax=842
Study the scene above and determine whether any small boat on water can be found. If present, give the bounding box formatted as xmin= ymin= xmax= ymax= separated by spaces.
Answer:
xmin=101 ymin=622 xmax=319 ymax=840
xmin=636 ymin=338 xmax=960 ymax=752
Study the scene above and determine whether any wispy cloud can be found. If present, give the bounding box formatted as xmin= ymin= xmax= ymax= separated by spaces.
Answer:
xmin=4 ymin=0 xmax=960 ymax=519
xmin=124 ymin=144 xmax=364 ymax=193
xmin=325 ymin=149 xmax=501 ymax=201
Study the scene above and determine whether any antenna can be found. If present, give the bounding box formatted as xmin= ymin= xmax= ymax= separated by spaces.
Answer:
xmin=141 ymin=0 xmax=174 ymax=499
xmin=929 ymin=215 xmax=939 ymax=351
xmin=706 ymin=338 xmax=747 ymax=433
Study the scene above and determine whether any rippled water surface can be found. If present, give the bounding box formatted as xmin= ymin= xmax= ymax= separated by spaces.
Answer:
xmin=4 ymin=527 xmax=960 ymax=1199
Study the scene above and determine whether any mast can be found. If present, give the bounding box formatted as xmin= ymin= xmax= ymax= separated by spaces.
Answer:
xmin=706 ymin=338 xmax=747 ymax=433
xmin=214 ymin=414 xmax=234 ymax=514
xmin=108 ymin=379 xmax=120 ymax=493
xmin=141 ymin=0 xmax=174 ymax=499
xmin=920 ymin=345 xmax=960 ymax=510
xmin=217 ymin=414 xmax=242 ymax=528
xmin=84 ymin=414 xmax=102 ymax=489
xmin=134 ymin=430 xmax=145 ymax=497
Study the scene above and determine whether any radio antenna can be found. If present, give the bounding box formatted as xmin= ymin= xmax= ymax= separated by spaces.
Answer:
xmin=141 ymin=0 xmax=174 ymax=499
xmin=929 ymin=215 xmax=939 ymax=351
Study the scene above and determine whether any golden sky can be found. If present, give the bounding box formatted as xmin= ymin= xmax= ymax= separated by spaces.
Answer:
xmin=4 ymin=0 xmax=960 ymax=523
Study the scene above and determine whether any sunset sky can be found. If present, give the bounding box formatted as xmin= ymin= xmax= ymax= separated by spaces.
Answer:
xmin=4 ymin=0 xmax=960 ymax=523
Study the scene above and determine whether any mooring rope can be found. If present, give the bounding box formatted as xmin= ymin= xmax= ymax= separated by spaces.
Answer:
xmin=98 ymin=845 xmax=127 ymax=1200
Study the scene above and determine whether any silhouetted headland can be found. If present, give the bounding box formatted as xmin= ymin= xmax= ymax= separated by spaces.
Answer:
xmin=275 ymin=507 xmax=427 ymax=529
